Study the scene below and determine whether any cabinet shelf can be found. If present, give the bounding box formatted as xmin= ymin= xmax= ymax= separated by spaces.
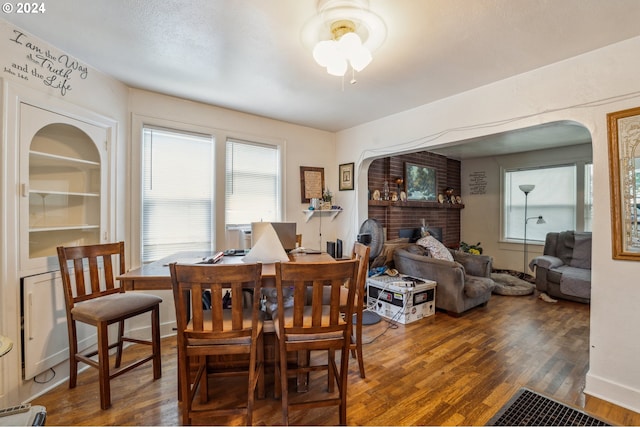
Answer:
xmin=30 ymin=225 xmax=100 ymax=233
xmin=20 ymin=107 xmax=108 ymax=267
xmin=30 ymin=150 xmax=100 ymax=168
xmin=29 ymin=189 xmax=100 ymax=197
xmin=302 ymin=209 xmax=342 ymax=222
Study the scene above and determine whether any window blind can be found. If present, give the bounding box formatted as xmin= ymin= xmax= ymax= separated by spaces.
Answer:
xmin=225 ymin=139 xmax=280 ymax=226
xmin=504 ymin=165 xmax=576 ymax=241
xmin=142 ymin=127 xmax=213 ymax=262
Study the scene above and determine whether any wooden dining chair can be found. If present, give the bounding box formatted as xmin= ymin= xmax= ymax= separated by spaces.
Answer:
xmin=273 ymin=259 xmax=359 ymax=426
xmin=169 ymin=262 xmax=264 ymax=425
xmin=348 ymin=242 xmax=371 ymax=378
xmin=56 ymin=242 xmax=162 ymax=410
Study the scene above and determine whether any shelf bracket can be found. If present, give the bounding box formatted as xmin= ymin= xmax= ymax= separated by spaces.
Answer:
xmin=302 ymin=209 xmax=341 ymax=222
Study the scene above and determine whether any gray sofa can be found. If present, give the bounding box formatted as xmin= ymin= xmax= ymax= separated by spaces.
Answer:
xmin=529 ymin=231 xmax=591 ymax=303
xmin=393 ymin=245 xmax=495 ymax=315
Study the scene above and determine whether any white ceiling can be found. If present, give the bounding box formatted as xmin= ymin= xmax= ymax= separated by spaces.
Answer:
xmin=3 ymin=0 xmax=640 ymax=156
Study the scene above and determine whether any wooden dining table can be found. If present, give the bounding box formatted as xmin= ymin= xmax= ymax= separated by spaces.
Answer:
xmin=118 ymin=250 xmax=335 ymax=291
xmin=117 ymin=250 xmax=336 ymax=393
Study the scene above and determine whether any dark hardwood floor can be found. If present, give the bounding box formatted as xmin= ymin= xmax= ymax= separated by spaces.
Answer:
xmin=30 ymin=291 xmax=640 ymax=425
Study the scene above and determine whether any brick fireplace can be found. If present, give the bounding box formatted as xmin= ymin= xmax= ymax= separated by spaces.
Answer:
xmin=367 ymin=151 xmax=462 ymax=249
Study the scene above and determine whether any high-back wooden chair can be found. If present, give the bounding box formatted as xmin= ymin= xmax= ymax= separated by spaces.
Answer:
xmin=56 ymin=242 xmax=162 ymax=410
xmin=169 ymin=262 xmax=264 ymax=425
xmin=349 ymin=242 xmax=371 ymax=378
xmin=273 ymin=259 xmax=359 ymax=426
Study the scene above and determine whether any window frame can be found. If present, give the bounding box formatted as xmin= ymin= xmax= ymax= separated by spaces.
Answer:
xmin=500 ymin=159 xmax=592 ymax=244
xmin=129 ymin=115 xmax=286 ymax=267
xmin=140 ymin=125 xmax=215 ymax=263
xmin=130 ymin=116 xmax=221 ymax=266
xmin=224 ymin=138 xmax=283 ymax=228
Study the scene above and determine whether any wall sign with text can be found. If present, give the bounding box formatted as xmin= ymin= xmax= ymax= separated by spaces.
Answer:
xmin=468 ymin=171 xmax=487 ymax=195
xmin=3 ymin=27 xmax=89 ymax=96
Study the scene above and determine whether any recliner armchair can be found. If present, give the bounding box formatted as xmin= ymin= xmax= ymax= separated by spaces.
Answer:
xmin=529 ymin=230 xmax=591 ymax=303
xmin=393 ymin=245 xmax=495 ymax=315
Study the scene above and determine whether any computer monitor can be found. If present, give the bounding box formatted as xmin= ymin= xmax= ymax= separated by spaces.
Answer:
xmin=251 ymin=222 xmax=297 ymax=252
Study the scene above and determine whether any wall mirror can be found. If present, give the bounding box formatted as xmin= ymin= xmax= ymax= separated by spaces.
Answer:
xmin=608 ymin=106 xmax=640 ymax=260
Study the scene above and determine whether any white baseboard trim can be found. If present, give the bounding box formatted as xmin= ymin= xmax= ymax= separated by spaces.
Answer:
xmin=23 ymin=320 xmax=176 ymax=404
xmin=125 ymin=320 xmax=176 ymax=340
xmin=585 ymin=372 xmax=640 ymax=414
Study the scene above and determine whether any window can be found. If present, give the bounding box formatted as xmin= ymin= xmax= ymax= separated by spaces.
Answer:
xmin=225 ymin=139 xmax=281 ymax=226
xmin=584 ymin=163 xmax=593 ymax=232
xmin=142 ymin=127 xmax=214 ymax=262
xmin=504 ymin=165 xmax=576 ymax=242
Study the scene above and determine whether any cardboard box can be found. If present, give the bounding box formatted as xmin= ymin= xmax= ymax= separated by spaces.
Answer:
xmin=367 ymin=275 xmax=436 ymax=324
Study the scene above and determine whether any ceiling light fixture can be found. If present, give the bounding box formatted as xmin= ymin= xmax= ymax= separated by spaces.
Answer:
xmin=302 ymin=0 xmax=386 ymax=80
xmin=313 ymin=19 xmax=372 ymax=76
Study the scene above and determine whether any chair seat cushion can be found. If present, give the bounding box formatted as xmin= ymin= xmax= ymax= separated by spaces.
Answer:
xmin=71 ymin=292 xmax=162 ymax=323
xmin=187 ymin=309 xmax=264 ymax=345
xmin=275 ymin=306 xmax=346 ymax=342
xmin=464 ymin=276 xmax=495 ymax=298
xmin=558 ymin=266 xmax=591 ymax=299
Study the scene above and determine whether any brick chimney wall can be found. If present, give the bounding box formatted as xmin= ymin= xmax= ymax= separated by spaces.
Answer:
xmin=367 ymin=151 xmax=462 ymax=249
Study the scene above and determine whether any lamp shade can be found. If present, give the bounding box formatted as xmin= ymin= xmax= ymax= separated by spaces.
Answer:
xmin=326 ymin=56 xmax=348 ymax=76
xmin=311 ymin=19 xmax=375 ymax=76
xmin=337 ymin=31 xmax=362 ymax=56
xmin=242 ymin=223 xmax=289 ymax=263
xmin=350 ymin=46 xmax=372 ymax=71
xmin=519 ymin=184 xmax=535 ymax=193
xmin=312 ymin=40 xmax=336 ymax=67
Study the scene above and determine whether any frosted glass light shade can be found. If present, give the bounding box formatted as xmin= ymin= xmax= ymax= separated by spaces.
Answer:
xmin=350 ymin=46 xmax=372 ymax=71
xmin=312 ymin=30 xmax=372 ymax=76
xmin=327 ymin=57 xmax=348 ymax=76
xmin=338 ymin=32 xmax=361 ymax=57
xmin=313 ymin=40 xmax=336 ymax=67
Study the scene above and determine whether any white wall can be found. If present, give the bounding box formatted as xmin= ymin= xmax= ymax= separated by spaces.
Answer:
xmin=335 ymin=36 xmax=640 ymax=412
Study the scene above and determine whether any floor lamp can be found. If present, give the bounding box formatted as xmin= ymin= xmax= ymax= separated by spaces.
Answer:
xmin=525 ymin=215 xmax=546 ymax=272
xmin=519 ymin=184 xmax=546 ymax=274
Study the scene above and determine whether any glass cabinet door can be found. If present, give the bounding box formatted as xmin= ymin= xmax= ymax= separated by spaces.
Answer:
xmin=19 ymin=103 xmax=109 ymax=273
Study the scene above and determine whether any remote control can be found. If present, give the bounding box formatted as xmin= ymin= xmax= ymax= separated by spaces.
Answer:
xmin=0 ymin=403 xmax=31 ymax=417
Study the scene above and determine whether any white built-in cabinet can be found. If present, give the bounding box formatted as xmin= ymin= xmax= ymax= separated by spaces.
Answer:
xmin=19 ymin=102 xmax=110 ymax=274
xmin=5 ymin=87 xmax=115 ymax=382
xmin=22 ymin=270 xmax=95 ymax=380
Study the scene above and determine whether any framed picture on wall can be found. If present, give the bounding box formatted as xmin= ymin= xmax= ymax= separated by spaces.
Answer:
xmin=405 ymin=163 xmax=437 ymax=201
xmin=300 ymin=166 xmax=324 ymax=203
xmin=339 ymin=162 xmax=354 ymax=191
xmin=607 ymin=106 xmax=640 ymax=260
